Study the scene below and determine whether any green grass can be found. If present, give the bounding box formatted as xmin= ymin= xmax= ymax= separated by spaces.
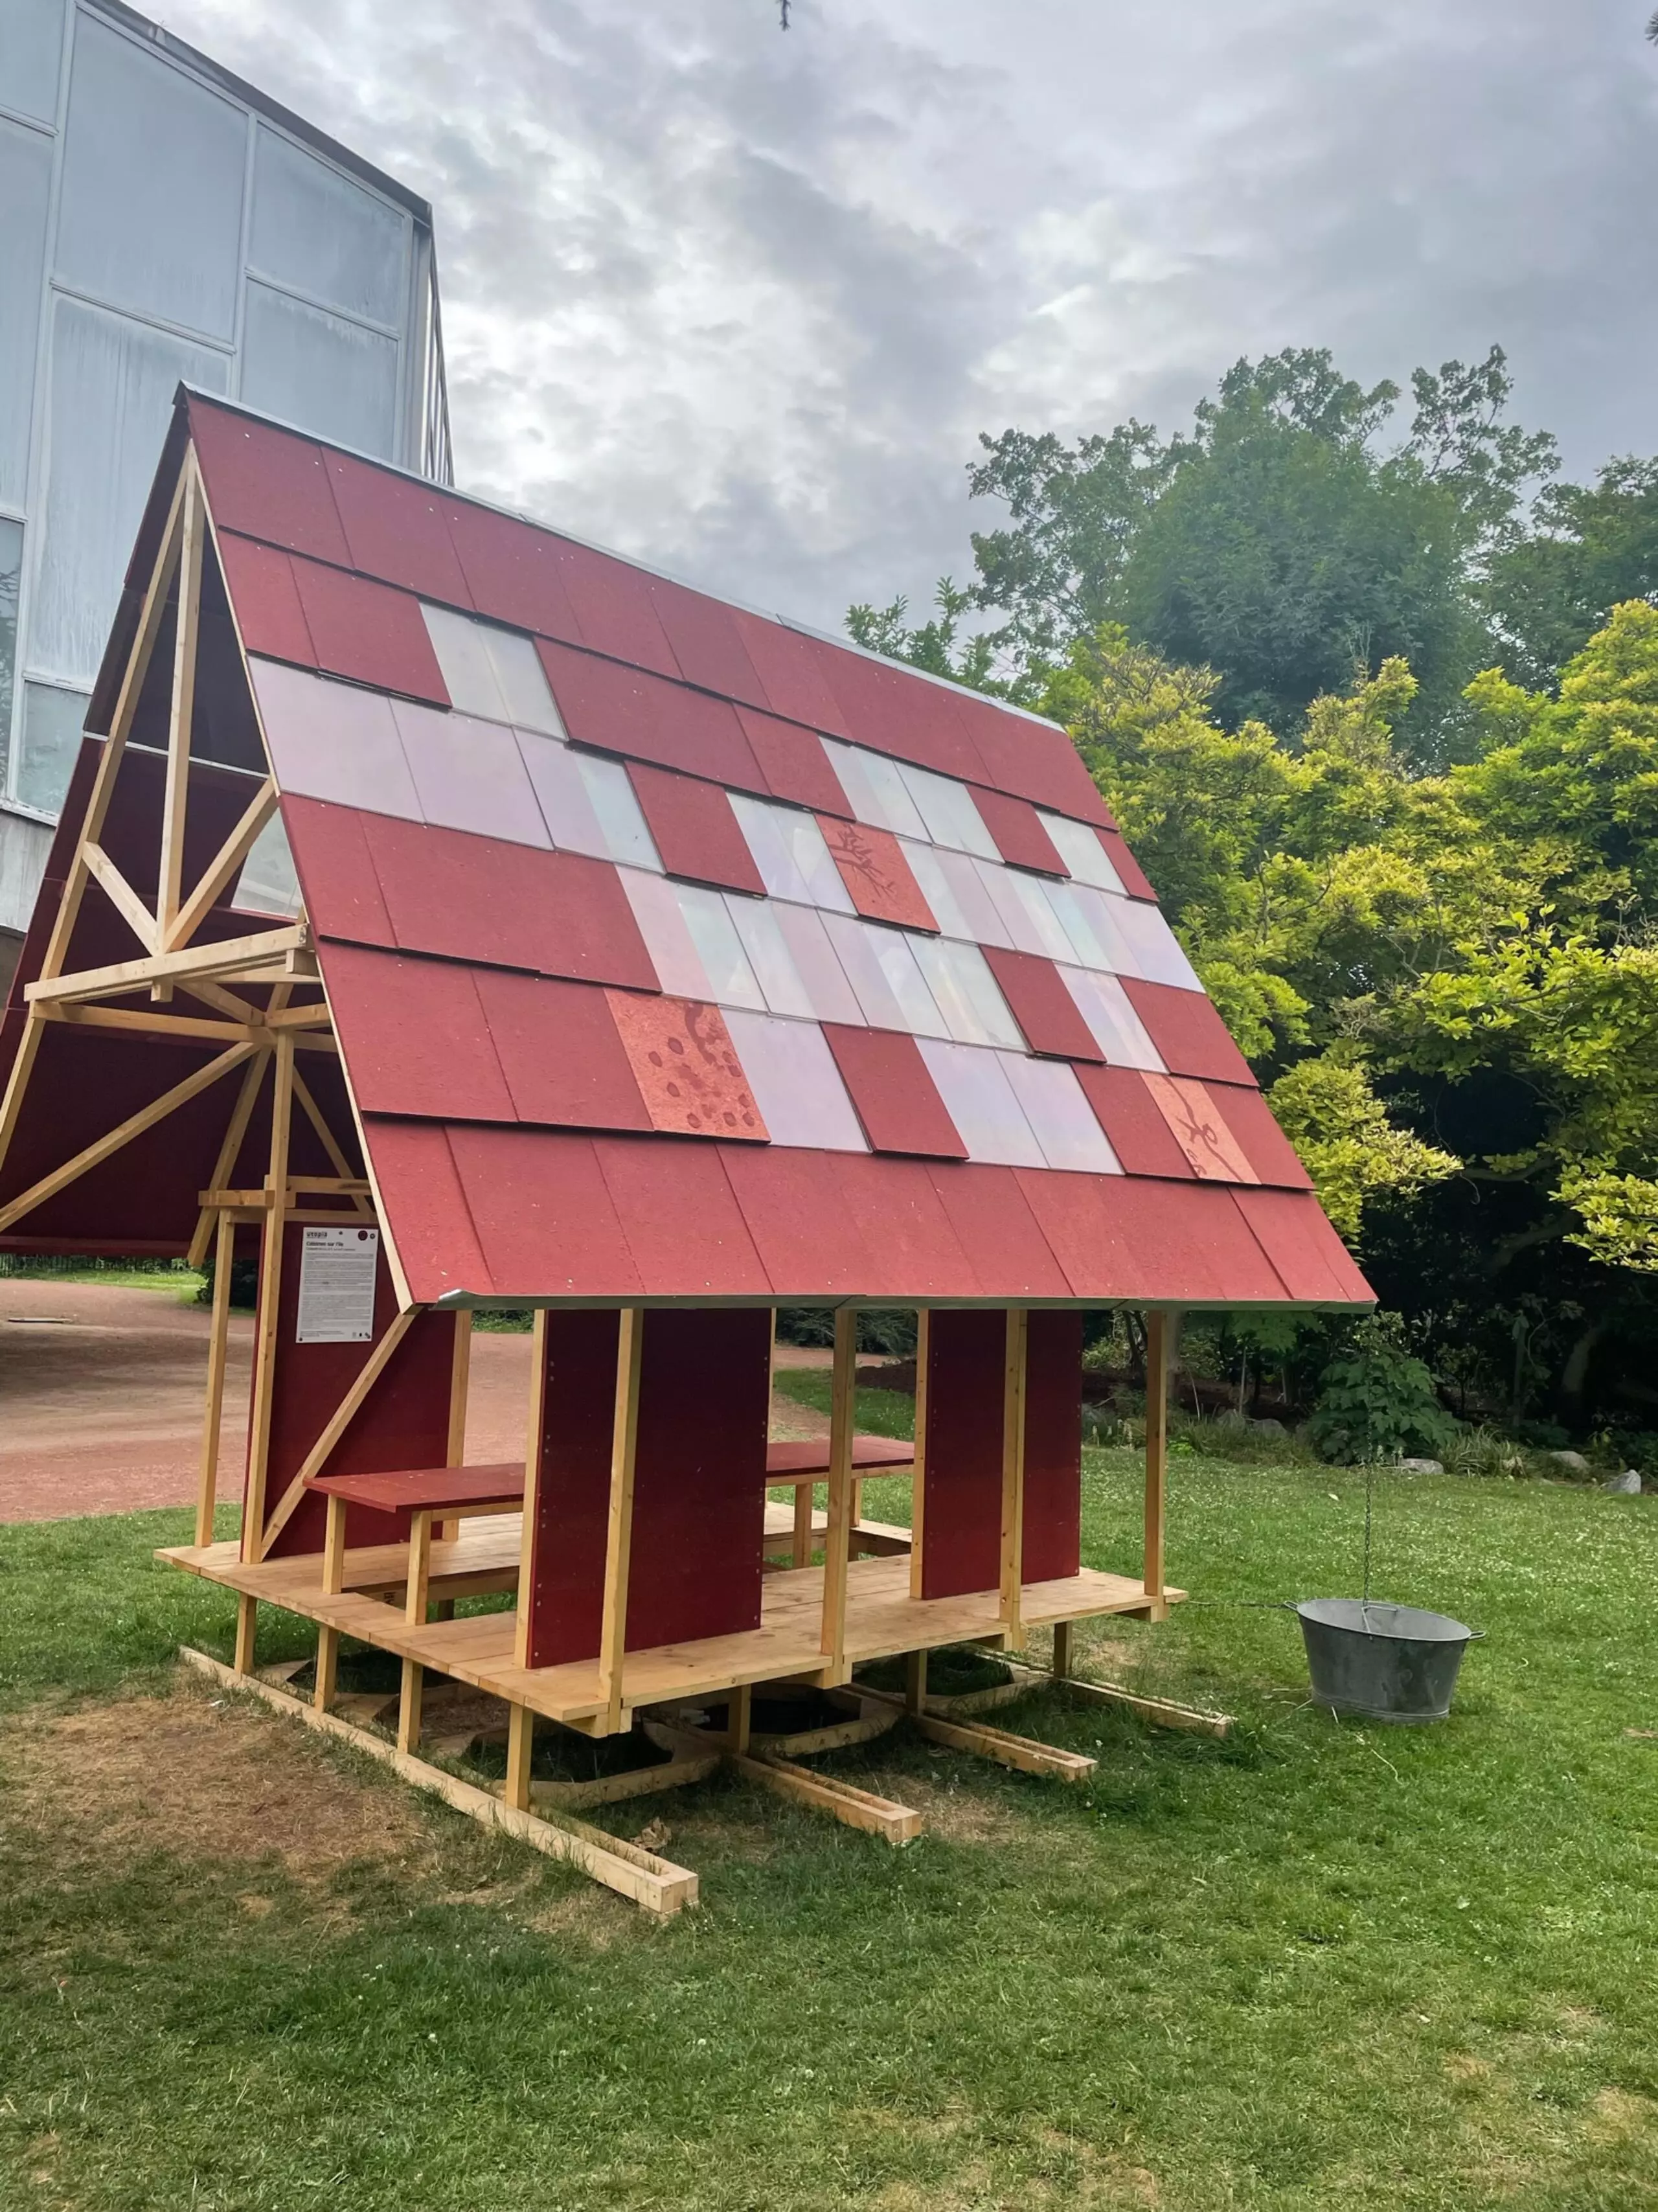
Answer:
xmin=0 ymin=1263 xmax=206 ymax=1298
xmin=4 ymin=1461 xmax=1658 ymax=2209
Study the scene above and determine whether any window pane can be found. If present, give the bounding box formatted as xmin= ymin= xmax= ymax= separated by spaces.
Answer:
xmin=911 ymin=937 xmax=1023 ymax=1049
xmin=721 ymin=1009 xmax=868 ymax=1152
xmin=1038 ymin=809 xmax=1124 ymax=892
xmin=488 ymin=628 xmax=561 ymax=735
xmin=1111 ymin=896 xmax=1203 ymax=990
xmin=0 ymin=120 xmax=51 ymax=508
xmin=391 ymin=698 xmax=547 ymax=847
xmin=820 ymin=913 xmax=909 ymax=1031
xmin=725 ymin=897 xmax=815 ymax=1018
xmin=421 ymin=603 xmax=503 ymax=720
xmin=898 ymin=762 xmax=998 ymax=858
xmin=867 ymin=926 xmax=949 ymax=1036
xmin=250 ymin=125 xmax=409 ymax=328
xmin=0 ymin=0 xmax=63 ymax=124
xmin=56 ymin=16 xmax=244 ymax=339
xmin=676 ymin=883 xmax=764 ymax=1009
xmin=915 ymin=1038 xmax=1043 ymax=1167
xmin=16 ymin=681 xmax=86 ymax=814
xmin=517 ymin=731 xmax=607 ymax=857
xmin=576 ymin=753 xmax=659 ymax=869
xmin=0 ymin=518 xmax=19 ymax=789
xmin=771 ymin=901 xmax=865 ymax=1025
xmin=619 ymin=869 xmax=707 ymax=998
xmin=242 ymin=281 xmax=399 ymax=459
xmin=1058 ymin=965 xmax=1164 ymax=1070
xmin=731 ymin=792 xmax=852 ymax=911
xmin=997 ymin=1052 xmax=1120 ymax=1172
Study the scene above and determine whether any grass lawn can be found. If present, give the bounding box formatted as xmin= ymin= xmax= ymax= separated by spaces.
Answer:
xmin=3 ymin=1441 xmax=1657 ymax=2210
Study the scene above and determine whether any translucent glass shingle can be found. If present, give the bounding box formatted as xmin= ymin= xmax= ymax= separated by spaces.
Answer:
xmin=249 ymin=125 xmax=410 ymax=330
xmin=55 ymin=16 xmax=245 ymax=341
xmin=578 ymin=752 xmax=661 ymax=870
xmin=1043 ymin=878 xmax=1132 ymax=971
xmin=970 ymin=860 xmax=1058 ymax=958
xmin=391 ymin=698 xmax=549 ymax=848
xmin=823 ymin=739 xmax=927 ymax=840
xmin=771 ymin=902 xmax=866 ymax=1025
xmin=619 ymin=869 xmax=709 ymax=999
xmin=33 ymin=297 xmax=225 ymax=685
xmin=1058 ymin=965 xmax=1166 ymax=1070
xmin=676 ymin=883 xmax=766 ymax=1009
xmin=1038 ymin=810 xmax=1125 ymax=893
xmin=929 ymin=845 xmax=1012 ymax=948
xmin=898 ymin=762 xmax=999 ymax=858
xmin=915 ymin=1038 xmax=1045 ymax=1168
xmin=1110 ymin=896 xmax=1204 ymax=990
xmin=867 ymin=926 xmax=950 ymax=1036
xmin=820 ymin=912 xmax=910 ymax=1031
xmin=420 ymin=606 xmax=562 ymax=735
xmin=725 ymin=897 xmax=816 ymax=1019
xmin=997 ymin=1053 xmax=1121 ymax=1172
xmin=721 ymin=1009 xmax=870 ymax=1152
xmin=242 ymin=282 xmax=400 ymax=461
xmin=251 ymin=659 xmax=421 ymax=820
xmin=910 ymin=937 xmax=1024 ymax=1049
xmin=517 ymin=731 xmax=609 ymax=858
xmin=0 ymin=120 xmax=51 ymax=509
xmin=731 ymin=792 xmax=852 ymax=911
xmin=234 ymin=810 xmax=303 ymax=918
xmin=0 ymin=518 xmax=19 ymax=788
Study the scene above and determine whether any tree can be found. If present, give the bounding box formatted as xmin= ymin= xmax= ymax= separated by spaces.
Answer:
xmin=1484 ymin=459 xmax=1658 ymax=689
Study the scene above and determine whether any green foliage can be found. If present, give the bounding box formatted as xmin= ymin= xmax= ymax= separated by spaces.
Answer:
xmin=1306 ymin=1316 xmax=1457 ymax=1464
xmin=1269 ymin=1058 xmax=1459 ymax=1243
xmin=1487 ymin=456 xmax=1658 ymax=687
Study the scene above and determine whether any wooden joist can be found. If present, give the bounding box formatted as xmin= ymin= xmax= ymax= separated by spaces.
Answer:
xmin=1004 ymin=1654 xmax=1233 ymax=1739
xmin=24 ymin=924 xmax=311 ymax=1009
xmin=855 ymin=1683 xmax=1097 ymax=1784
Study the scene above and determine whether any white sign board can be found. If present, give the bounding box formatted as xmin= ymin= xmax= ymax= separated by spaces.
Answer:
xmin=295 ymin=1226 xmax=380 ymax=1345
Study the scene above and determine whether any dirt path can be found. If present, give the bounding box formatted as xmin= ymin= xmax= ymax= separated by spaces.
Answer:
xmin=0 ymin=1286 xmax=837 ymax=1522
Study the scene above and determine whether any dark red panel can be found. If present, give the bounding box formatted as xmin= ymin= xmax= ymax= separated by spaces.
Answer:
xmin=524 ymin=1308 xmax=771 ymax=1667
xmin=1098 ymin=828 xmax=1157 ymax=901
xmin=1120 ymin=978 xmax=1255 ymax=1086
xmin=288 ymin=556 xmax=450 ymax=705
xmin=323 ymin=449 xmax=474 ymax=608
xmin=973 ymin=788 xmax=1069 ymax=876
xmin=472 ymin=970 xmax=650 ymax=1132
xmin=258 ymin=1227 xmax=459 ymax=1558
xmin=281 ymin=797 xmax=396 ymax=948
xmin=448 ymin=1126 xmax=642 ymax=1296
xmin=736 ymin=704 xmax=853 ymax=816
xmin=951 ymin=690 xmax=1114 ymax=827
xmin=624 ymin=763 xmax=766 ymax=894
xmin=1072 ymin=1064 xmax=1194 ymax=1180
xmin=981 ymin=946 xmax=1103 ymax=1061
xmin=816 ymin=816 xmax=938 ymax=931
xmin=821 ymin=1027 xmax=967 ymax=1159
xmin=359 ymin=1120 xmax=492 ymax=1301
xmin=1232 ymin=1187 xmax=1373 ymax=1305
xmin=731 ymin=611 xmax=853 ymax=737
xmin=558 ymin=545 xmax=681 ymax=679
xmin=1205 ymin=1082 xmax=1313 ymax=1190
xmin=647 ymin=578 xmax=769 ymax=707
xmin=718 ymin=1143 xmax=878 ymax=1294
xmin=918 ymin=1308 xmax=1004 ymax=1599
xmin=445 ymin=502 xmax=584 ymax=643
xmin=607 ymin=992 xmax=767 ymax=1141
xmin=1023 ymin=1310 xmax=1082 ymax=1583
xmin=924 ymin=1163 xmax=1072 ymax=1298
xmin=824 ymin=1153 xmax=978 ymax=1297
xmin=592 ymin=1134 xmax=769 ymax=1295
xmin=1145 ymin=1074 xmax=1258 ymax=1183
xmin=811 ymin=638 xmax=990 ymax=784
xmin=1015 ymin=1172 xmax=1288 ymax=1305
xmin=190 ymin=400 xmax=350 ymax=565
xmin=358 ymin=814 xmax=658 ymax=989
xmin=217 ymin=535 xmax=315 ymax=667
xmin=320 ymin=943 xmax=513 ymax=1121
xmin=536 ymin=639 xmax=766 ymax=792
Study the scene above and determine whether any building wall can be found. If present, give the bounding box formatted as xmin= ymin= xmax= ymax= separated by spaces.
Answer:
xmin=0 ymin=0 xmax=446 ymax=944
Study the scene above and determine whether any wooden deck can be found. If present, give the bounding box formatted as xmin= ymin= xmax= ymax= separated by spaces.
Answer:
xmin=157 ymin=1519 xmax=1181 ymax=1731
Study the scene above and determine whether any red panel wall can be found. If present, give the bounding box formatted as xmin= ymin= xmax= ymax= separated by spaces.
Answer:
xmin=256 ymin=1226 xmax=460 ymax=1556
xmin=1021 ymin=1310 xmax=1082 ymax=1583
xmin=523 ymin=1307 xmax=772 ymax=1667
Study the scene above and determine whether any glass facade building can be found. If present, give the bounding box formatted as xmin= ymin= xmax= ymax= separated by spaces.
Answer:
xmin=0 ymin=0 xmax=448 ymax=952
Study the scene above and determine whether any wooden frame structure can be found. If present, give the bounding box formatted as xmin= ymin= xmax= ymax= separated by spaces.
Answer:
xmin=0 ymin=395 xmax=1367 ymax=1912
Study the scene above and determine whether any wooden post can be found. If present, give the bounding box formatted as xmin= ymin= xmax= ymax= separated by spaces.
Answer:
xmin=156 ymin=462 xmax=203 ymax=955
xmin=514 ymin=1311 xmax=550 ymax=1669
xmin=999 ymin=1306 xmax=1029 ymax=1650
xmin=321 ymin=1492 xmax=347 ymax=1596
xmin=1052 ymin=1621 xmax=1073 ymax=1682
xmin=819 ymin=1307 xmax=857 ymax=1679
xmin=909 ymin=1309 xmax=929 ymax=1598
xmin=233 ymin=1592 xmax=257 ymax=1675
xmin=905 ymin=1648 xmax=928 ymax=1715
xmin=446 ymin=1311 xmax=472 ymax=1465
xmin=240 ymin=1034 xmax=293 ymax=1562
xmin=1144 ymin=1307 xmax=1170 ymax=1610
xmin=505 ymin=1704 xmax=534 ymax=1811
xmin=313 ymin=1627 xmax=339 ymax=1713
xmin=597 ymin=1306 xmax=644 ymax=1735
xmin=791 ymin=1479 xmax=814 ymax=1571
xmin=194 ymin=1211 xmax=236 ymax=1546
xmin=725 ymin=1682 xmax=753 ymax=1755
xmin=405 ymin=1511 xmax=434 ymax=1626
xmin=398 ymin=1658 xmax=423 ymax=1755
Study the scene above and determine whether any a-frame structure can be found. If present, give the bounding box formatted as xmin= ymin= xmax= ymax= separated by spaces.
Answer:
xmin=0 ymin=391 xmax=1371 ymax=1910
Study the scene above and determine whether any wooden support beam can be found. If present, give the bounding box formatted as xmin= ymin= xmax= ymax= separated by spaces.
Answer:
xmin=1144 ymin=1308 xmax=1170 ymax=1614
xmin=314 ymin=1627 xmax=339 ymax=1714
xmin=44 ymin=1003 xmax=257 ymax=1045
xmin=857 ymin=1685 xmax=1095 ymax=1784
xmin=80 ymin=843 xmax=157 ymax=954
xmin=181 ymin=1650 xmax=698 ymax=1915
xmin=240 ymin=1032 xmax=294 ymax=1563
xmin=513 ymin=1312 xmax=551 ymax=1670
xmin=999 ymin=1305 xmax=1029 ymax=1650
xmin=909 ymin=1308 xmax=930 ymax=1598
xmin=0 ymin=1040 xmax=257 ymax=1235
xmin=398 ymin=1659 xmax=423 ymax=1755
xmin=166 ymin=776 xmax=278 ymax=952
xmin=256 ymin=1306 xmax=419 ymax=1557
xmin=1000 ymin=1656 xmax=1232 ymax=1739
xmin=194 ymin=1210 xmax=236 ymax=1547
xmin=505 ymin=1704 xmax=534 ymax=1812
xmin=157 ymin=460 xmax=205 ymax=950
xmin=25 ymin=923 xmax=309 ymax=1008
xmin=321 ymin=1494 xmax=348 ymax=1597
xmin=819 ymin=1307 xmax=857 ymax=1679
xmin=446 ymin=1311 xmax=473 ymax=1466
xmin=597 ymin=1307 xmax=644 ymax=1735
xmin=791 ymin=1480 xmax=814 ymax=1570
xmin=177 ymin=977 xmax=264 ymax=1023
xmin=405 ymin=1511 xmax=434 ymax=1626
xmin=1052 ymin=1620 xmax=1073 ymax=1682
xmin=233 ymin=1594 xmax=258 ymax=1674
xmin=905 ymin=1648 xmax=928 ymax=1715
xmin=733 ymin=1748 xmax=921 ymax=1845
xmin=188 ymin=1053 xmax=267 ymax=1268
xmin=725 ymin=1682 xmax=753 ymax=1757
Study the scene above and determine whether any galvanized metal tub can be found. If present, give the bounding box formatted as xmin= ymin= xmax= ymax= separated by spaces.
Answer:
xmin=1295 ymin=1598 xmax=1476 ymax=1724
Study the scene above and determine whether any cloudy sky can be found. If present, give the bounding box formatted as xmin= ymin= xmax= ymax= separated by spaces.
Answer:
xmin=164 ymin=0 xmax=1658 ymax=634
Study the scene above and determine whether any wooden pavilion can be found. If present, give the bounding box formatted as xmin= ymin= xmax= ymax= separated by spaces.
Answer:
xmin=0 ymin=391 xmax=1371 ymax=1910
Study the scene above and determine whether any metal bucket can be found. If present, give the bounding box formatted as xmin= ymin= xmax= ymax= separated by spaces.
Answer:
xmin=1295 ymin=1598 xmax=1477 ymax=1724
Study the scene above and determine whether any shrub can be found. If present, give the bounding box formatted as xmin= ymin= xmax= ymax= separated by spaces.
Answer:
xmin=1306 ymin=1314 xmax=1455 ymax=1464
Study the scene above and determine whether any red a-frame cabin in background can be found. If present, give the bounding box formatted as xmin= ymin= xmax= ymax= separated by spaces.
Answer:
xmin=0 ymin=391 xmax=1371 ymax=1910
